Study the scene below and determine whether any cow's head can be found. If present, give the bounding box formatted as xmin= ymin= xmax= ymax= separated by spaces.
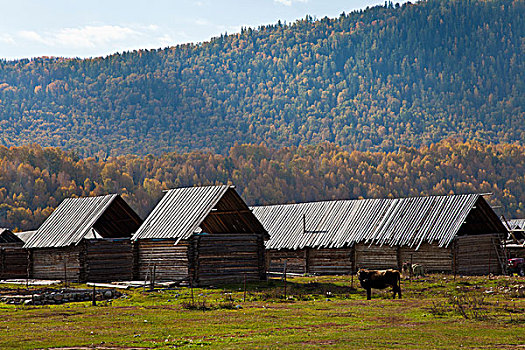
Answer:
xmin=357 ymin=269 xmax=370 ymax=285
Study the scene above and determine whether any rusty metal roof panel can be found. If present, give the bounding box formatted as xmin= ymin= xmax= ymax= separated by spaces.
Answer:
xmin=24 ymin=194 xmax=119 ymax=248
xmin=132 ymin=185 xmax=230 ymax=240
xmin=252 ymin=194 xmax=481 ymax=250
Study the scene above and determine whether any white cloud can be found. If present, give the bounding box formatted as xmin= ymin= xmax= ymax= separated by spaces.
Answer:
xmin=18 ymin=30 xmax=46 ymax=43
xmin=54 ymin=25 xmax=138 ymax=48
xmin=0 ymin=34 xmax=15 ymax=44
xmin=274 ymin=0 xmax=308 ymax=6
xmin=157 ymin=34 xmax=175 ymax=47
xmin=11 ymin=24 xmax=175 ymax=56
xmin=194 ymin=18 xmax=211 ymax=26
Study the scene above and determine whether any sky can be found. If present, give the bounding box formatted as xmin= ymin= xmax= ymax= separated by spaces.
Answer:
xmin=0 ymin=0 xmax=402 ymax=60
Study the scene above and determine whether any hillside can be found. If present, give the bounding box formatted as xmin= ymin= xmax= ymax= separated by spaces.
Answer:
xmin=1 ymin=139 xmax=523 ymax=230
xmin=0 ymin=0 xmax=523 ymax=156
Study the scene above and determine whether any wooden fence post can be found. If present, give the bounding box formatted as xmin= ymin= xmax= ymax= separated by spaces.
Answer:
xmin=92 ymin=284 xmax=96 ymax=306
xmin=63 ymin=256 xmax=68 ymax=287
xmin=243 ymin=273 xmax=247 ymax=302
xmin=283 ymin=262 xmax=287 ymax=300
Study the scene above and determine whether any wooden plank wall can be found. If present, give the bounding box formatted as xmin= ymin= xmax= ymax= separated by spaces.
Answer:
xmin=193 ymin=233 xmax=265 ymax=286
xmin=31 ymin=247 xmax=83 ymax=281
xmin=267 ymin=249 xmax=307 ymax=274
xmin=0 ymin=243 xmax=28 ymax=279
xmin=307 ymin=248 xmax=352 ymax=275
xmin=455 ymin=234 xmax=502 ymax=275
xmin=399 ymin=243 xmax=453 ymax=273
xmin=355 ymin=244 xmax=398 ymax=270
xmin=135 ymin=239 xmax=190 ymax=282
xmin=85 ymin=239 xmax=133 ymax=282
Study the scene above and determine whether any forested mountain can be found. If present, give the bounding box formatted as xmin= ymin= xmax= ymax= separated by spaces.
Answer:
xmin=1 ymin=139 xmax=523 ymax=230
xmin=0 ymin=0 xmax=523 ymax=156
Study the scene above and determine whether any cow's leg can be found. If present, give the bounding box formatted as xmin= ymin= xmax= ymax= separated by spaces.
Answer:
xmin=396 ymin=281 xmax=402 ymax=299
xmin=366 ymin=287 xmax=371 ymax=300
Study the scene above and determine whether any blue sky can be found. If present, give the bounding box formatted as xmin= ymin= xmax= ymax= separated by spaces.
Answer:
xmin=0 ymin=0 xmax=402 ymax=60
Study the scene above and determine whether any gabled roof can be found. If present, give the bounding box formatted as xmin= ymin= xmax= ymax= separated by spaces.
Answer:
xmin=508 ymin=219 xmax=525 ymax=231
xmin=24 ymin=194 xmax=143 ymax=249
xmin=252 ymin=194 xmax=506 ymax=250
xmin=132 ymin=185 xmax=268 ymax=241
xmin=14 ymin=230 xmax=36 ymax=243
xmin=0 ymin=228 xmax=23 ymax=244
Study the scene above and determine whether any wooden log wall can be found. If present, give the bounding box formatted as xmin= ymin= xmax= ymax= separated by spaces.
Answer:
xmin=399 ymin=243 xmax=453 ymax=273
xmin=31 ymin=247 xmax=83 ymax=281
xmin=454 ymin=234 xmax=503 ymax=275
xmin=135 ymin=239 xmax=190 ymax=282
xmin=307 ymin=248 xmax=352 ymax=275
xmin=265 ymin=237 xmax=503 ymax=276
xmin=192 ymin=233 xmax=265 ymax=286
xmin=355 ymin=243 xmax=398 ymax=270
xmin=85 ymin=239 xmax=133 ymax=282
xmin=266 ymin=249 xmax=307 ymax=274
xmin=0 ymin=243 xmax=28 ymax=279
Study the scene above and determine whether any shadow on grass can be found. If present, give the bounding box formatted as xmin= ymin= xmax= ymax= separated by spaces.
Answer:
xmin=209 ymin=278 xmax=361 ymax=302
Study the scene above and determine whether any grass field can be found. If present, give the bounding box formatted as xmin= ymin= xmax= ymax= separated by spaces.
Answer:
xmin=0 ymin=274 xmax=524 ymax=349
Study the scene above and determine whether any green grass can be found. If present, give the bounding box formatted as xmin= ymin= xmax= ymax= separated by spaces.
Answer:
xmin=0 ymin=275 xmax=524 ymax=349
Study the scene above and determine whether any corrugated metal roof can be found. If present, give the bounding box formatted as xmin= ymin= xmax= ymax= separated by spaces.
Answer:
xmin=508 ymin=219 xmax=525 ymax=231
xmin=132 ymin=185 xmax=231 ymax=241
xmin=14 ymin=230 xmax=36 ymax=243
xmin=24 ymin=194 xmax=119 ymax=248
xmin=252 ymin=194 xmax=481 ymax=250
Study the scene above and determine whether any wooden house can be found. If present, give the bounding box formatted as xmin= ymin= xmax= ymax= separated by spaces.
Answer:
xmin=132 ymin=185 xmax=269 ymax=286
xmin=0 ymin=228 xmax=28 ymax=279
xmin=505 ymin=219 xmax=525 ymax=259
xmin=252 ymin=194 xmax=508 ymax=275
xmin=23 ymin=194 xmax=143 ymax=282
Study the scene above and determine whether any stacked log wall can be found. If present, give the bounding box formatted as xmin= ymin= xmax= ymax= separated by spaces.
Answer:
xmin=267 ymin=249 xmax=307 ymax=274
xmin=31 ymin=247 xmax=83 ymax=281
xmin=455 ymin=234 xmax=503 ymax=275
xmin=355 ymin=244 xmax=398 ymax=270
xmin=193 ymin=233 xmax=265 ymax=286
xmin=85 ymin=239 xmax=133 ymax=282
xmin=399 ymin=243 xmax=453 ymax=273
xmin=135 ymin=239 xmax=190 ymax=282
xmin=307 ymin=248 xmax=352 ymax=275
xmin=0 ymin=243 xmax=28 ymax=279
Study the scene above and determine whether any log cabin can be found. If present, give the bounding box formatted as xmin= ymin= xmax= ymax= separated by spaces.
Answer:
xmin=132 ymin=185 xmax=268 ymax=286
xmin=0 ymin=228 xmax=28 ymax=279
xmin=252 ymin=194 xmax=508 ymax=275
xmin=23 ymin=194 xmax=143 ymax=282
xmin=505 ymin=219 xmax=525 ymax=259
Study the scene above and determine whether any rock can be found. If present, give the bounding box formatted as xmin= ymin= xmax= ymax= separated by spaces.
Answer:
xmin=23 ymin=300 xmax=32 ymax=305
xmin=104 ymin=291 xmax=113 ymax=298
xmin=54 ymin=294 xmax=63 ymax=302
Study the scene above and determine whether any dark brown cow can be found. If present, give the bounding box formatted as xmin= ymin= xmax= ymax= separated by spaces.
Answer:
xmin=357 ymin=269 xmax=402 ymax=300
